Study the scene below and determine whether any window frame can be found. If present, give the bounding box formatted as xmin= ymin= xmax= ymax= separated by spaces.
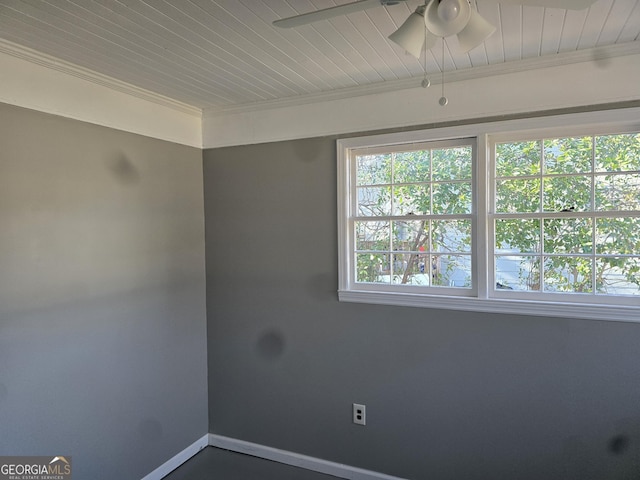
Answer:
xmin=349 ymin=137 xmax=478 ymax=297
xmin=337 ymin=108 xmax=640 ymax=322
xmin=488 ymin=128 xmax=640 ymax=307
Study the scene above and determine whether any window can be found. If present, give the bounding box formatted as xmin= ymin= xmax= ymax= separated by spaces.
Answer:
xmin=352 ymin=139 xmax=476 ymax=295
xmin=337 ymin=110 xmax=640 ymax=322
xmin=492 ymin=134 xmax=640 ymax=303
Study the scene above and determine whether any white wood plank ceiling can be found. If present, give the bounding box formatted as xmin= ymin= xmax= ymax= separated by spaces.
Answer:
xmin=0 ymin=0 xmax=638 ymax=112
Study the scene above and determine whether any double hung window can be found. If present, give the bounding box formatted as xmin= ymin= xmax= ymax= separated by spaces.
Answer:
xmin=352 ymin=139 xmax=475 ymax=295
xmin=337 ymin=113 xmax=640 ymax=321
xmin=492 ymin=134 xmax=640 ymax=302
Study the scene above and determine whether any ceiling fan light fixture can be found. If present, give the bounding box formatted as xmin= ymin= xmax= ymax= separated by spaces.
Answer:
xmin=456 ymin=9 xmax=496 ymax=52
xmin=425 ymin=0 xmax=470 ymax=37
xmin=437 ymin=0 xmax=461 ymax=22
xmin=388 ymin=5 xmax=435 ymax=59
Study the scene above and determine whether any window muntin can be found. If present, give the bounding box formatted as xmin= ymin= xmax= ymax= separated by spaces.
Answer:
xmin=352 ymin=140 xmax=475 ymax=293
xmin=338 ymin=111 xmax=640 ymax=321
xmin=492 ymin=133 xmax=640 ymax=299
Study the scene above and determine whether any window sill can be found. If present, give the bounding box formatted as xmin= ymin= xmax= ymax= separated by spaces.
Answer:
xmin=338 ymin=289 xmax=639 ymax=323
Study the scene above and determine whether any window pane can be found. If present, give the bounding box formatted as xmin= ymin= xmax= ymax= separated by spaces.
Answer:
xmin=495 ymin=219 xmax=541 ymax=254
xmin=543 ymin=218 xmax=593 ymax=254
xmin=357 ymin=186 xmax=391 ymax=216
xmin=495 ymin=255 xmax=541 ymax=291
xmin=391 ymin=253 xmax=427 ymax=284
xmin=543 ymin=256 xmax=593 ymax=293
xmin=595 ymin=133 xmax=640 ymax=172
xmin=356 ymin=221 xmax=389 ymax=251
xmin=496 ymin=141 xmax=541 ymax=177
xmin=432 ymin=255 xmax=471 ymax=288
xmin=595 ymin=173 xmax=640 ymax=211
xmin=345 ymin=128 xmax=640 ymax=310
xmin=431 ymin=219 xmax=471 ymax=253
xmin=392 ymin=184 xmax=430 ymax=215
xmin=399 ymin=271 xmax=431 ymax=286
xmin=432 ymin=146 xmax=472 ymax=181
xmin=493 ymin=133 xmax=639 ymax=302
xmin=596 ymin=257 xmax=640 ymax=296
xmin=596 ymin=218 xmax=640 ymax=255
xmin=431 ymin=182 xmax=472 ymax=214
xmin=543 ymin=175 xmax=591 ymax=212
xmin=392 ymin=221 xmax=428 ymax=251
xmin=393 ymin=150 xmax=430 ymax=184
xmin=356 ymin=154 xmax=391 ymax=185
xmin=544 ymin=137 xmax=592 ymax=174
xmin=496 ymin=178 xmax=541 ymax=213
xmin=356 ymin=253 xmax=389 ymax=283
xmin=349 ymin=139 xmax=476 ymax=296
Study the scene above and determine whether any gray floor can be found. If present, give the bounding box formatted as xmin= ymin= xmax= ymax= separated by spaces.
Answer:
xmin=162 ymin=447 xmax=340 ymax=480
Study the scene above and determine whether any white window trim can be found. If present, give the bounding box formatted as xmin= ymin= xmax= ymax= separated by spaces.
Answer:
xmin=337 ymin=107 xmax=640 ymax=323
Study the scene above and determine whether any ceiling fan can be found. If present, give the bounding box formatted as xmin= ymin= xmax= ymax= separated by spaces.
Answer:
xmin=273 ymin=0 xmax=600 ymax=56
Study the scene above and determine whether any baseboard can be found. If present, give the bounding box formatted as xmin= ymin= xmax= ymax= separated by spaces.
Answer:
xmin=208 ymin=434 xmax=407 ymax=480
xmin=141 ymin=432 xmax=407 ymax=480
xmin=141 ymin=434 xmax=209 ymax=480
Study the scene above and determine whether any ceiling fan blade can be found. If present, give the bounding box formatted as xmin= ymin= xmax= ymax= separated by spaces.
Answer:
xmin=273 ymin=0 xmax=408 ymax=28
xmin=493 ymin=0 xmax=599 ymax=9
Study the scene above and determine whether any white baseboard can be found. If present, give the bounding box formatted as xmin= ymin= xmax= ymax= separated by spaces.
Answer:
xmin=141 ymin=432 xmax=407 ymax=480
xmin=208 ymin=434 xmax=407 ymax=480
xmin=141 ymin=434 xmax=209 ymax=480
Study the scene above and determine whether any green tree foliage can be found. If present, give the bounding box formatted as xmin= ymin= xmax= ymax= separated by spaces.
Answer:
xmin=355 ymin=146 xmax=472 ymax=288
xmin=495 ymin=133 xmax=640 ymax=295
xmin=355 ymin=133 xmax=640 ymax=296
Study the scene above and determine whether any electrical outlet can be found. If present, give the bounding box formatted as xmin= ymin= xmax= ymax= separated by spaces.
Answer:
xmin=353 ymin=403 xmax=366 ymax=426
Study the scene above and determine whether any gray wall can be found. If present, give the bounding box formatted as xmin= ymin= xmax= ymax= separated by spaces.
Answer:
xmin=0 ymin=103 xmax=208 ymax=479
xmin=204 ymin=136 xmax=640 ymax=480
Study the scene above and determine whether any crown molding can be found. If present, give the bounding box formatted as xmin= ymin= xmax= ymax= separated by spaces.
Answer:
xmin=2 ymin=33 xmax=637 ymax=124
xmin=204 ymin=41 xmax=640 ymax=118
xmin=0 ymin=38 xmax=202 ymax=117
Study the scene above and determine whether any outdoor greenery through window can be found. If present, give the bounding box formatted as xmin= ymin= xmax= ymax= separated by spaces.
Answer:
xmin=493 ymin=133 xmax=640 ymax=297
xmin=339 ymin=122 xmax=640 ymax=318
xmin=354 ymin=139 xmax=474 ymax=292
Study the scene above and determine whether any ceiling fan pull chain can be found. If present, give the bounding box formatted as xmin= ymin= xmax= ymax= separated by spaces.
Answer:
xmin=422 ymin=24 xmax=430 ymax=88
xmin=439 ymin=39 xmax=448 ymax=106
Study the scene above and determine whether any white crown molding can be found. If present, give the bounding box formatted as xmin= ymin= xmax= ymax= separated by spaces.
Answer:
xmin=203 ymin=47 xmax=640 ymax=148
xmin=0 ymin=38 xmax=201 ymax=117
xmin=3 ymin=32 xmax=636 ymax=129
xmin=204 ymin=42 xmax=640 ymax=118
